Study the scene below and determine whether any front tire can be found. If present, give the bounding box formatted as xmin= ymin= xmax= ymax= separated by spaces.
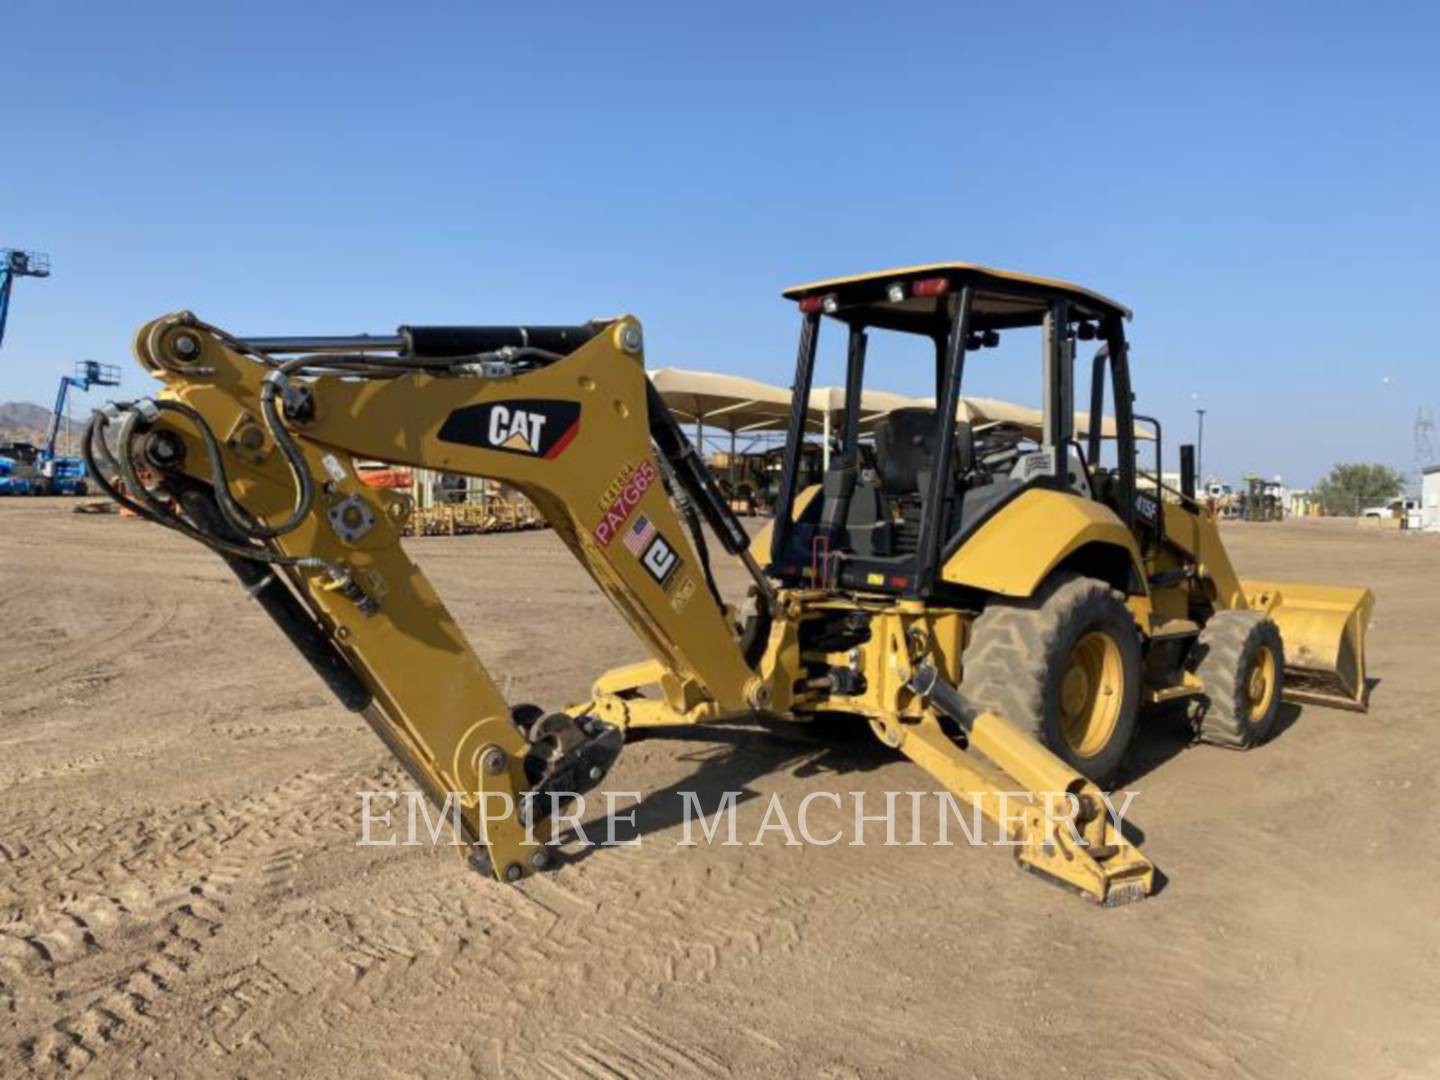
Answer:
xmin=960 ymin=573 xmax=1142 ymax=786
xmin=1188 ymin=611 xmax=1285 ymax=748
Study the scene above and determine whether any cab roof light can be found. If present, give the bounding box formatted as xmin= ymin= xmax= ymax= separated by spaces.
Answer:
xmin=798 ymin=293 xmax=840 ymax=315
xmin=886 ymin=282 xmax=907 ymax=303
xmin=911 ymin=277 xmax=950 ymax=298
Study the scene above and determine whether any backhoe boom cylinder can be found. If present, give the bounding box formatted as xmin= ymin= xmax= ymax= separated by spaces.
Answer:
xmin=239 ymin=325 xmax=603 ymax=359
xmin=238 ymin=335 xmax=407 ymax=355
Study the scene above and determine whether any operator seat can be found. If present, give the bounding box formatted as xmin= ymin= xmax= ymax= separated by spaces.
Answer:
xmin=865 ymin=408 xmax=964 ymax=555
xmin=869 ymin=407 xmax=1024 ymax=557
xmin=873 ymin=407 xmax=972 ymax=496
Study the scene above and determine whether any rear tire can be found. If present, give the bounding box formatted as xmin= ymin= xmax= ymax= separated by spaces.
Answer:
xmin=960 ymin=573 xmax=1142 ymax=786
xmin=1188 ymin=611 xmax=1285 ymax=748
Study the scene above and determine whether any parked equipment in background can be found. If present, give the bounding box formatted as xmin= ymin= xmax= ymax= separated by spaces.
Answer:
xmin=0 ymin=452 xmax=36 ymax=495
xmin=37 ymin=361 xmax=122 ymax=494
xmin=1239 ymin=474 xmax=1284 ymax=522
xmin=90 ymin=263 xmax=1373 ymax=908
xmin=354 ymin=462 xmax=548 ymax=536
xmin=0 ymin=250 xmax=50 ymax=352
xmin=714 ymin=443 xmax=823 ymax=515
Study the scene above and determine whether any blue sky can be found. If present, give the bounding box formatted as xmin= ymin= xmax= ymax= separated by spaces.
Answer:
xmin=4 ymin=0 xmax=1437 ymax=486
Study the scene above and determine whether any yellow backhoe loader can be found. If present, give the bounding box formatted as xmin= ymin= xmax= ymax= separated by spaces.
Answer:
xmin=89 ymin=263 xmax=1371 ymax=907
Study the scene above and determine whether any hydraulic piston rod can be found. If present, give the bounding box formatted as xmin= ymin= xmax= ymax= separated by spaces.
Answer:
xmin=238 ymin=335 xmax=407 ymax=355
xmin=239 ymin=325 xmax=601 ymax=359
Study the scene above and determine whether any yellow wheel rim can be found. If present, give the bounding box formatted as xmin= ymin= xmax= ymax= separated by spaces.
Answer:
xmin=1059 ymin=631 xmax=1124 ymax=757
xmin=1246 ymin=644 xmax=1277 ymax=722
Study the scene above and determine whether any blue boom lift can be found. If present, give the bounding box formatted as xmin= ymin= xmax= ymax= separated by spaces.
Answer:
xmin=0 ymin=250 xmax=51 ymax=351
xmin=36 ymin=360 xmax=122 ymax=494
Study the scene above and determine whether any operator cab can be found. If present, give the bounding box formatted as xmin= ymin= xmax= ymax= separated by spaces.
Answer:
xmin=767 ymin=263 xmax=1138 ymax=598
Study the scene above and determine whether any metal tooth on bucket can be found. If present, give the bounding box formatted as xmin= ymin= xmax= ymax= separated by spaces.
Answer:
xmin=1102 ymin=879 xmax=1151 ymax=908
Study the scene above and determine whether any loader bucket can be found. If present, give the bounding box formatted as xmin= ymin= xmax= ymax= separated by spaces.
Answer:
xmin=1240 ymin=580 xmax=1375 ymax=711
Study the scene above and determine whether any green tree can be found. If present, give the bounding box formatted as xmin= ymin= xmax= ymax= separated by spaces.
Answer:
xmin=1311 ymin=463 xmax=1407 ymax=516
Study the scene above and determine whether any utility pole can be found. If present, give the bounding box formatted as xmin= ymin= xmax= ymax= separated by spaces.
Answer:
xmin=1196 ymin=408 xmax=1206 ymax=486
xmin=1416 ymin=407 xmax=1435 ymax=489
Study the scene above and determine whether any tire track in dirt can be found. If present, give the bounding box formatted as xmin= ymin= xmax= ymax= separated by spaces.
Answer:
xmin=7 ymin=510 xmax=1435 ymax=1077
xmin=164 ymin=770 xmax=922 ymax=1075
xmin=1 ymin=599 xmax=181 ymax=724
xmin=2 ymin=763 xmax=392 ymax=1075
xmin=16 ymin=874 xmax=234 ymax=1072
xmin=524 ymin=1018 xmax=734 ymax=1080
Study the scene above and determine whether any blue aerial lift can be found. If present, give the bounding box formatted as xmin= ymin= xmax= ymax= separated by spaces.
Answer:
xmin=36 ymin=360 xmax=122 ymax=493
xmin=0 ymin=249 xmax=51 ymax=351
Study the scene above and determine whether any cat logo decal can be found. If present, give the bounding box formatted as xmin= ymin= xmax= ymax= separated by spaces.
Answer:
xmin=437 ymin=400 xmax=581 ymax=459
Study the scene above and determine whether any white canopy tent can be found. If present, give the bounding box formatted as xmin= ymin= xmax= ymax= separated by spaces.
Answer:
xmin=648 ymin=367 xmax=1149 ymax=471
xmin=647 ymin=368 xmax=795 ymax=437
xmin=928 ymin=394 xmax=1149 ymax=443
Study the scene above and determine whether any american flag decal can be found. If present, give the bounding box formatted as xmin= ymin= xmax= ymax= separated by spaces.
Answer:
xmin=624 ymin=515 xmax=656 ymax=555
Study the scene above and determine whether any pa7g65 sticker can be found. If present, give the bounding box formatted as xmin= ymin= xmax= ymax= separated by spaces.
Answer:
xmin=593 ymin=460 xmax=659 ymax=545
xmin=594 ymin=459 xmax=683 ymax=589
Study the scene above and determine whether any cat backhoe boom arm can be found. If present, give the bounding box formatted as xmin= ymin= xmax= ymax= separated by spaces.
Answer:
xmin=93 ymin=312 xmax=772 ymax=881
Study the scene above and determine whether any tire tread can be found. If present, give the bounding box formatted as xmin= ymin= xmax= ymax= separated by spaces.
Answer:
xmin=1188 ymin=610 xmax=1285 ymax=749
xmin=960 ymin=573 xmax=1139 ymax=785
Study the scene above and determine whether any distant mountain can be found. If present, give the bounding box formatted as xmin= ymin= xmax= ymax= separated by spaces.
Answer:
xmin=0 ymin=402 xmax=52 ymax=430
xmin=0 ymin=403 xmax=59 ymax=452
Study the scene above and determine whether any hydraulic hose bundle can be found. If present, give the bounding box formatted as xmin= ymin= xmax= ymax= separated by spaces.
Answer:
xmin=83 ymin=313 xmax=581 ymax=583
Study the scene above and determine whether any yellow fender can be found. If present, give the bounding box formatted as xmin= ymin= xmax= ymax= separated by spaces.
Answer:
xmin=940 ymin=489 xmax=1143 ymax=599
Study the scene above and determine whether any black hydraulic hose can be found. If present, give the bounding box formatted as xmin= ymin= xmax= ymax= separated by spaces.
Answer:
xmin=152 ymin=315 xmax=575 ymax=545
xmin=656 ymin=456 xmax=726 ymax=611
xmin=88 ymin=409 xmax=336 ymax=573
xmin=643 ymin=378 xmax=778 ymax=622
xmin=680 ymin=489 xmax=725 ymax=612
xmin=150 ymin=398 xmax=270 ymax=537
xmin=87 ymin=409 xmax=124 ymax=478
xmin=907 ymin=661 xmax=976 ymax=736
xmin=244 ymin=347 xmax=552 ymax=540
xmin=83 ymin=411 xmax=156 ymax=520
xmin=252 ymin=368 xmax=317 ymax=539
xmin=101 ymin=312 xmax=570 ymax=558
xmin=644 ymin=381 xmax=750 ymax=556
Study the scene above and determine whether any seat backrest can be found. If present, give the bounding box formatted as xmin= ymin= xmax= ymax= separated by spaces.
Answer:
xmin=873 ymin=408 xmax=937 ymax=494
xmin=873 ymin=407 xmax=972 ymax=495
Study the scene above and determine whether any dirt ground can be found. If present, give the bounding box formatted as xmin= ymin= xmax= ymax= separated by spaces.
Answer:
xmin=1 ymin=498 xmax=1436 ymax=1079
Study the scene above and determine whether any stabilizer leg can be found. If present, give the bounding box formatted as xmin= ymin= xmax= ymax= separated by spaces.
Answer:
xmin=901 ymin=662 xmax=1155 ymax=906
